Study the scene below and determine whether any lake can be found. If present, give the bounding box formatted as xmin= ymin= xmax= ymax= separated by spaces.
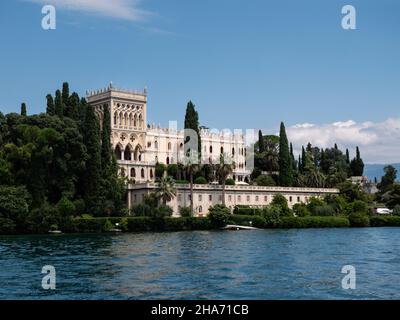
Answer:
xmin=1 ymin=228 xmax=400 ymax=299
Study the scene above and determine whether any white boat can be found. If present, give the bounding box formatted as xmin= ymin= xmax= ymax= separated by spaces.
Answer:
xmin=222 ymin=225 xmax=258 ymax=231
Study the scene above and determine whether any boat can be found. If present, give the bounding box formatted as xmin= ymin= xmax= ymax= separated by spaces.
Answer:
xmin=48 ymin=230 xmax=62 ymax=234
xmin=222 ymin=225 xmax=258 ymax=231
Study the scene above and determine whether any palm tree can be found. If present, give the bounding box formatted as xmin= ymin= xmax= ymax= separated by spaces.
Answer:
xmin=155 ymin=176 xmax=177 ymax=206
xmin=216 ymin=154 xmax=234 ymax=206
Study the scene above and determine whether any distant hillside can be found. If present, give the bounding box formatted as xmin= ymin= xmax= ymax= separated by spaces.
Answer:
xmin=364 ymin=163 xmax=400 ymax=182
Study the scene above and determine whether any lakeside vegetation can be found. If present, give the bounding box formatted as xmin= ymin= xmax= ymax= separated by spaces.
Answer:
xmin=1 ymin=82 xmax=400 ymax=235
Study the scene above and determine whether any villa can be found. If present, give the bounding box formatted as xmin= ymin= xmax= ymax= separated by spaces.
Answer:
xmin=87 ymin=83 xmax=339 ymax=216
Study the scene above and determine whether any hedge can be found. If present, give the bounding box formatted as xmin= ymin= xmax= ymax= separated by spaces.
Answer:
xmin=370 ymin=216 xmax=400 ymax=227
xmin=276 ymin=216 xmax=350 ymax=229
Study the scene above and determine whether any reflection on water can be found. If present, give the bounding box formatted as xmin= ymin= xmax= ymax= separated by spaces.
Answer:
xmin=1 ymin=228 xmax=400 ymax=299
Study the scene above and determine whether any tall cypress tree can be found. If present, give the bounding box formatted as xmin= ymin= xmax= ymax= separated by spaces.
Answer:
xmin=346 ymin=148 xmax=350 ymax=164
xmin=350 ymin=146 xmax=364 ymax=176
xmin=20 ymin=103 xmax=27 ymax=116
xmin=55 ymin=90 xmax=63 ymax=117
xmin=184 ymin=101 xmax=201 ymax=160
xmin=290 ymin=142 xmax=296 ymax=171
xmin=101 ymin=104 xmax=112 ymax=174
xmin=67 ymin=92 xmax=80 ymax=120
xmin=301 ymin=146 xmax=306 ymax=173
xmin=278 ymin=122 xmax=293 ymax=186
xmin=46 ymin=94 xmax=55 ymax=115
xmin=258 ymin=130 xmax=264 ymax=153
xmin=62 ymin=82 xmax=70 ymax=107
xmin=83 ymin=104 xmax=102 ymax=214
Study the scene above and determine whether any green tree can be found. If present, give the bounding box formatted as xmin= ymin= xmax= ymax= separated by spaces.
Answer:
xmin=258 ymin=130 xmax=264 ymax=153
xmin=62 ymin=82 xmax=70 ymax=107
xmin=54 ymin=90 xmax=63 ymax=117
xmin=350 ymin=146 xmax=364 ymax=176
xmin=378 ymin=165 xmax=397 ymax=194
xmin=184 ymin=101 xmax=201 ymax=158
xmin=101 ymin=104 xmax=112 ymax=173
xmin=278 ymin=122 xmax=293 ymax=186
xmin=46 ymin=94 xmax=55 ymax=116
xmin=82 ymin=104 xmax=102 ymax=214
xmin=20 ymin=103 xmax=27 ymax=116
xmin=155 ymin=176 xmax=177 ymax=206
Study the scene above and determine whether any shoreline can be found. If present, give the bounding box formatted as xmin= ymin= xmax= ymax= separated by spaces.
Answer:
xmin=1 ymin=215 xmax=400 ymax=236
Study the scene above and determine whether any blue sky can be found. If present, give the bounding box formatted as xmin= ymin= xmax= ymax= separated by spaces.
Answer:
xmin=0 ymin=0 xmax=399 ymax=163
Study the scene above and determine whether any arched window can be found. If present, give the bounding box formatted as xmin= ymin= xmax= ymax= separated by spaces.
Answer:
xmin=119 ymin=112 xmax=123 ymax=126
xmin=180 ymin=143 xmax=183 ymax=150
xmin=155 ymin=141 xmax=158 ymax=149
xmin=138 ymin=114 xmax=142 ymax=128
xmin=220 ymin=146 xmax=224 ymax=154
xmin=199 ymin=206 xmax=203 ymax=213
xmin=124 ymin=113 xmax=128 ymax=126
xmin=141 ymin=168 xmax=145 ymax=178
xmin=166 ymin=157 xmax=170 ymax=165
xmin=120 ymin=168 xmax=126 ymax=177
xmin=115 ymin=145 xmax=122 ymax=160
xmin=131 ymin=168 xmax=136 ymax=178
xmin=113 ymin=112 xmax=117 ymax=126
xmin=129 ymin=114 xmax=133 ymax=127
xmin=232 ymin=148 xmax=235 ymax=156
xmin=124 ymin=145 xmax=132 ymax=161
xmin=134 ymin=114 xmax=137 ymax=127
xmin=150 ymin=169 xmax=154 ymax=179
xmin=209 ymin=146 xmax=213 ymax=153
xmin=168 ymin=142 xmax=172 ymax=150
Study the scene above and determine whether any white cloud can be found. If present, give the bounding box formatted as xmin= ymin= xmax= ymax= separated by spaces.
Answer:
xmin=27 ymin=0 xmax=150 ymax=21
xmin=286 ymin=118 xmax=400 ymax=164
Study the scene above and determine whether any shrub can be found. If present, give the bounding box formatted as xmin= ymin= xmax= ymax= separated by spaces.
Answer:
xmin=179 ymin=206 xmax=191 ymax=217
xmin=292 ymin=203 xmax=311 ymax=217
xmin=233 ymin=205 xmax=262 ymax=216
xmin=225 ymin=178 xmax=235 ymax=185
xmin=254 ymin=175 xmax=276 ymax=186
xmin=167 ymin=164 xmax=178 ymax=179
xmin=271 ymin=194 xmax=292 ymax=216
xmin=57 ymin=196 xmax=76 ymax=217
xmin=155 ymin=163 xmax=167 ymax=179
xmin=0 ymin=218 xmax=16 ymax=234
xmin=306 ymin=197 xmax=325 ymax=215
xmin=262 ymin=204 xmax=285 ymax=227
xmin=154 ymin=205 xmax=173 ymax=218
xmin=175 ymin=180 xmax=190 ymax=184
xmin=208 ymin=204 xmax=231 ymax=227
xmin=131 ymin=203 xmax=153 ymax=217
xmin=349 ymin=212 xmax=370 ymax=227
xmin=25 ymin=203 xmax=61 ymax=234
xmin=126 ymin=217 xmax=155 ymax=232
xmin=194 ymin=176 xmax=207 ymax=184
xmin=352 ymin=200 xmax=368 ymax=214
xmin=312 ymin=205 xmax=335 ymax=217
xmin=392 ymin=205 xmax=400 ymax=216
xmin=0 ymin=185 xmax=30 ymax=224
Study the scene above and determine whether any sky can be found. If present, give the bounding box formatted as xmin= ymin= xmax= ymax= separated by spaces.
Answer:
xmin=0 ymin=0 xmax=399 ymax=163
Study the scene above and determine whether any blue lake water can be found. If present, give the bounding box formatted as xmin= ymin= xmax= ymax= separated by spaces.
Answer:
xmin=1 ymin=228 xmax=400 ymax=299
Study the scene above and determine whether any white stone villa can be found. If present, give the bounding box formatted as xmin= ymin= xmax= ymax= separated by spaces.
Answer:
xmin=87 ymin=84 xmax=339 ymax=216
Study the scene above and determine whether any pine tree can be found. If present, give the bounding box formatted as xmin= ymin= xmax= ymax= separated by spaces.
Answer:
xmin=258 ymin=130 xmax=264 ymax=153
xmin=83 ymin=104 xmax=102 ymax=214
xmin=46 ymin=94 xmax=55 ymax=116
xmin=278 ymin=122 xmax=293 ymax=186
xmin=20 ymin=103 xmax=27 ymax=116
xmin=184 ymin=101 xmax=201 ymax=160
xmin=55 ymin=90 xmax=63 ymax=117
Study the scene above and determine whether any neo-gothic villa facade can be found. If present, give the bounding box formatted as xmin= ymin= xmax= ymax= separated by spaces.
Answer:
xmin=87 ymin=84 xmax=339 ymax=216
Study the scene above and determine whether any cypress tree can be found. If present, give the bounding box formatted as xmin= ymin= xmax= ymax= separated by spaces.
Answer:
xmin=278 ymin=122 xmax=293 ymax=186
xmin=350 ymin=146 xmax=364 ymax=176
xmin=62 ymin=82 xmax=70 ymax=106
xmin=101 ymin=104 xmax=112 ymax=174
xmin=301 ymin=146 xmax=306 ymax=172
xmin=290 ymin=142 xmax=296 ymax=171
xmin=184 ymin=101 xmax=201 ymax=160
xmin=346 ymin=148 xmax=350 ymax=164
xmin=20 ymin=103 xmax=27 ymax=116
xmin=67 ymin=92 xmax=80 ymax=120
xmin=46 ymin=94 xmax=55 ymax=115
xmin=83 ymin=104 xmax=102 ymax=214
xmin=258 ymin=130 xmax=264 ymax=153
xmin=55 ymin=90 xmax=63 ymax=117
